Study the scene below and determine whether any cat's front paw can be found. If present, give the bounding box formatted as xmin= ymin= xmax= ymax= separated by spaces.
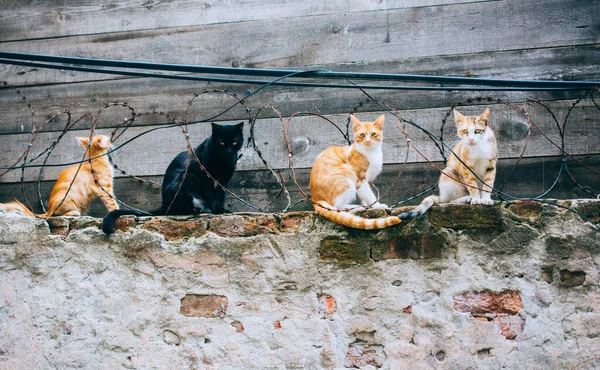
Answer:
xmin=370 ymin=202 xmax=388 ymax=210
xmin=211 ymin=207 xmax=225 ymax=215
xmin=470 ymin=198 xmax=483 ymax=205
xmin=479 ymin=198 xmax=494 ymax=206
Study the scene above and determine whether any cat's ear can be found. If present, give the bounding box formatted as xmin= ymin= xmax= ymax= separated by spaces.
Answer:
xmin=478 ymin=108 xmax=491 ymax=124
xmin=235 ymin=121 xmax=244 ymax=131
xmin=453 ymin=109 xmax=466 ymax=124
xmin=373 ymin=114 xmax=385 ymax=130
xmin=350 ymin=114 xmax=362 ymax=132
xmin=95 ymin=135 xmax=111 ymax=149
xmin=211 ymin=122 xmax=219 ymax=131
xmin=76 ymin=136 xmax=90 ymax=148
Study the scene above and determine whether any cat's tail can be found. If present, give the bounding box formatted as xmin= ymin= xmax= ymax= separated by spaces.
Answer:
xmin=0 ymin=200 xmax=42 ymax=217
xmin=314 ymin=201 xmax=402 ymax=229
xmin=397 ymin=195 xmax=440 ymax=220
xmin=102 ymin=208 xmax=155 ymax=234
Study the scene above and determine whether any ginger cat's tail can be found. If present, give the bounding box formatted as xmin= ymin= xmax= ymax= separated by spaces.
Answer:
xmin=398 ymin=195 xmax=440 ymax=220
xmin=0 ymin=200 xmax=41 ymax=217
xmin=314 ymin=201 xmax=402 ymax=229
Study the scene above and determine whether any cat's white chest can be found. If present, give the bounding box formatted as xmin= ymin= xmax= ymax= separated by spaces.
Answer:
xmin=193 ymin=197 xmax=206 ymax=210
xmin=467 ymin=143 xmax=493 ymax=160
xmin=365 ymin=150 xmax=383 ymax=182
xmin=353 ymin=143 xmax=383 ymax=182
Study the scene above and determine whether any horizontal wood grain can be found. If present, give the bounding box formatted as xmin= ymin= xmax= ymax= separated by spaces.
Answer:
xmin=1 ymin=156 xmax=597 ymax=217
xmin=1 ymin=0 xmax=598 ymax=87
xmin=0 ymin=0 xmax=484 ymax=42
xmin=1 ymin=100 xmax=598 ymax=183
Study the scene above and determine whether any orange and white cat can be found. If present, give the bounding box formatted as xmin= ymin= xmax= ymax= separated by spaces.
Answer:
xmin=309 ymin=114 xmax=401 ymax=229
xmin=400 ymin=108 xmax=497 ymax=219
xmin=0 ymin=135 xmax=119 ymax=217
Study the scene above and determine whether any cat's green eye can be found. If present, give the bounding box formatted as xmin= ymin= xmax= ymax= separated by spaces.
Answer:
xmin=475 ymin=129 xmax=484 ymax=134
xmin=359 ymin=133 xmax=366 ymax=138
xmin=371 ymin=132 xmax=377 ymax=137
xmin=220 ymin=141 xmax=225 ymax=145
xmin=232 ymin=142 xmax=238 ymax=146
xmin=461 ymin=129 xmax=468 ymax=134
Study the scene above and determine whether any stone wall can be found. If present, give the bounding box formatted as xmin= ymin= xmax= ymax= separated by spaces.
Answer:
xmin=1 ymin=200 xmax=599 ymax=369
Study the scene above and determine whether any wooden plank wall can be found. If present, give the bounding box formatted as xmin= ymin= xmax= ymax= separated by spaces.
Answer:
xmin=1 ymin=0 xmax=599 ymax=216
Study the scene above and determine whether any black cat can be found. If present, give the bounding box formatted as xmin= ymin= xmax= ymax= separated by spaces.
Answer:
xmin=102 ymin=122 xmax=244 ymax=234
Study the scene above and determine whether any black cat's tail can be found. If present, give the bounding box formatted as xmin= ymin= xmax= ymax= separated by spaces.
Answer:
xmin=102 ymin=208 xmax=158 ymax=234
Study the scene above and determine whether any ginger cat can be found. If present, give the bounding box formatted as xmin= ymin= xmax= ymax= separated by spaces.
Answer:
xmin=400 ymin=108 xmax=497 ymax=219
xmin=309 ymin=114 xmax=401 ymax=229
xmin=0 ymin=135 xmax=119 ymax=217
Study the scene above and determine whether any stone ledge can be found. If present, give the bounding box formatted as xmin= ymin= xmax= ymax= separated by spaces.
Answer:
xmin=26 ymin=200 xmax=598 ymax=265
xmin=38 ymin=200 xmax=600 ymax=242
xmin=44 ymin=211 xmax=317 ymax=241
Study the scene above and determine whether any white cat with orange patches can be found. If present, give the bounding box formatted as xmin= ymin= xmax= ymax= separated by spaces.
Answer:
xmin=401 ymin=108 xmax=498 ymax=220
xmin=309 ymin=114 xmax=402 ymax=229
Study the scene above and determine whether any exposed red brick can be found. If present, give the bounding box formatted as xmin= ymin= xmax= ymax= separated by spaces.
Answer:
xmin=493 ymin=315 xmax=525 ymax=340
xmin=231 ymin=321 xmax=244 ymax=333
xmin=428 ymin=204 xmax=503 ymax=230
xmin=209 ymin=214 xmax=277 ymax=237
xmin=402 ymin=304 xmax=412 ymax=314
xmin=279 ymin=212 xmax=311 ymax=232
xmin=560 ymin=270 xmax=586 ymax=286
xmin=46 ymin=217 xmax=69 ymax=238
xmin=68 ymin=217 xmax=103 ymax=230
xmin=456 ymin=290 xmax=526 ymax=340
xmin=142 ymin=218 xmax=207 ymax=240
xmin=209 ymin=215 xmax=246 ymax=237
xmin=345 ymin=343 xmax=385 ymax=368
xmin=180 ymin=294 xmax=228 ymax=318
xmin=318 ymin=294 xmax=337 ymax=319
xmin=454 ymin=290 xmax=522 ymax=315
xmin=274 ymin=321 xmax=282 ymax=330
xmin=507 ymin=200 xmax=543 ymax=219
xmin=371 ymin=232 xmax=444 ymax=260
xmin=319 ymin=237 xmax=370 ymax=263
xmin=113 ymin=216 xmax=138 ymax=233
xmin=574 ymin=201 xmax=600 ymax=223
xmin=244 ymin=214 xmax=278 ymax=235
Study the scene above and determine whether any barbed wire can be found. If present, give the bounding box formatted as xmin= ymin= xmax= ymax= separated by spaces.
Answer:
xmin=0 ymin=79 xmax=598 ymax=229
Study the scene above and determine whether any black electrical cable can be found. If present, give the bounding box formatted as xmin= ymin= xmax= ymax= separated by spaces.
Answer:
xmin=0 ymin=58 xmax=590 ymax=92
xmin=0 ymin=51 xmax=598 ymax=90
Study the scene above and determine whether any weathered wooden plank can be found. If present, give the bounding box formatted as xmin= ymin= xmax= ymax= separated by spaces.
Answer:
xmin=0 ymin=0 xmax=484 ymax=42
xmin=1 ymin=0 xmax=598 ymax=86
xmin=1 ymin=100 xmax=598 ymax=183
xmin=1 ymin=156 xmax=597 ymax=217
xmin=1 ymin=44 xmax=598 ymax=135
